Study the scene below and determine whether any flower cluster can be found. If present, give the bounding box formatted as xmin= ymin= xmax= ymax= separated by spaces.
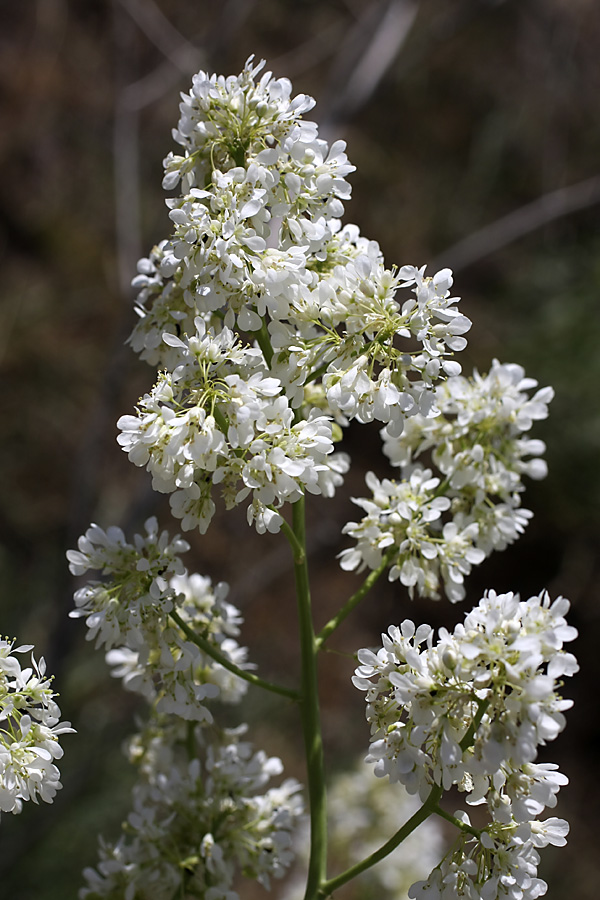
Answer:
xmin=68 ymin=519 xmax=250 ymax=721
xmin=0 ymin=639 xmax=74 ymax=815
xmin=122 ymin=57 xmax=473 ymax=539
xmin=354 ymin=589 xmax=577 ymax=897
xmin=70 ymin=516 xmax=303 ymax=898
xmin=81 ymin=724 xmax=303 ymax=900
xmin=408 ymin=817 xmax=567 ymax=900
xmin=118 ymin=321 xmax=348 ymax=534
xmin=64 ymin=53 xmax=574 ymax=900
xmin=285 ymin=755 xmax=445 ymax=900
xmin=67 ymin=517 xmax=189 ymax=648
xmin=341 ymin=361 xmax=552 ymax=601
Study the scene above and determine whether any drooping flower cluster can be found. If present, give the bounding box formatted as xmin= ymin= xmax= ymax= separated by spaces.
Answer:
xmin=68 ymin=518 xmax=251 ymax=721
xmin=354 ymin=589 xmax=578 ymax=898
xmin=0 ymin=639 xmax=74 ymax=815
xmin=284 ymin=755 xmax=445 ymax=900
xmin=81 ymin=724 xmax=303 ymax=900
xmin=121 ymin=57 xmax=473 ymax=538
xmin=341 ymin=361 xmax=552 ymax=601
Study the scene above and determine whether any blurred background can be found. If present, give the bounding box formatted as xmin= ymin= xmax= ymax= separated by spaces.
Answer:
xmin=1 ymin=0 xmax=599 ymax=897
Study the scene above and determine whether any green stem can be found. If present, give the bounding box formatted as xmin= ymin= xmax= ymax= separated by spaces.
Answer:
xmin=292 ymin=496 xmax=328 ymax=900
xmin=169 ymin=610 xmax=300 ymax=702
xmin=318 ymin=784 xmax=443 ymax=899
xmin=277 ymin=513 xmax=305 ymax=564
xmin=252 ymin=317 xmax=274 ymax=368
xmin=305 ymin=359 xmax=330 ymax=385
xmin=432 ymin=804 xmax=482 ymax=839
xmin=433 ymin=476 xmax=450 ymax=498
xmin=315 ymin=550 xmax=395 ymax=650
xmin=460 ymin=697 xmax=489 ymax=752
xmin=213 ymin=405 xmax=229 ymax=436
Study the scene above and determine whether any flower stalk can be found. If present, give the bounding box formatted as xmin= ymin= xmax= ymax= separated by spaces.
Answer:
xmin=318 ymin=785 xmax=444 ymax=898
xmin=315 ymin=548 xmax=396 ymax=649
xmin=170 ymin=609 xmax=300 ymax=702
xmin=292 ymin=495 xmax=328 ymax=899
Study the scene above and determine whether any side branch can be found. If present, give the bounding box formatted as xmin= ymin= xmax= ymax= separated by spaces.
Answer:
xmin=315 ymin=550 xmax=395 ymax=649
xmin=318 ymin=783 xmax=443 ymax=898
xmin=252 ymin=317 xmax=274 ymax=368
xmin=460 ymin=697 xmax=489 ymax=753
xmin=432 ymin=805 xmax=481 ymax=839
xmin=278 ymin=515 xmax=306 ymax=564
xmin=169 ymin=610 xmax=300 ymax=702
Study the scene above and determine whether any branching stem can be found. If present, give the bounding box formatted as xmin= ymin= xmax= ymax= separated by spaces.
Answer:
xmin=169 ymin=610 xmax=300 ymax=702
xmin=432 ymin=804 xmax=482 ymax=839
xmin=317 ymin=784 xmax=443 ymax=898
xmin=315 ymin=549 xmax=395 ymax=649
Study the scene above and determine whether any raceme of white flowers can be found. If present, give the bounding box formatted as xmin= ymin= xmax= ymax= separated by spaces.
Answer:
xmin=52 ymin=55 xmax=578 ymax=900
xmin=340 ymin=361 xmax=553 ymax=601
xmin=70 ymin=517 xmax=302 ymax=899
xmin=68 ymin=517 xmax=251 ymax=719
xmin=354 ymin=589 xmax=578 ymax=899
xmin=121 ymin=55 xmax=471 ymax=538
xmin=0 ymin=639 xmax=74 ymax=815
xmin=81 ymin=723 xmax=302 ymax=900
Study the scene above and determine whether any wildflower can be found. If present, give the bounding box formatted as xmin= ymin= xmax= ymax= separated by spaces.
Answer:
xmin=0 ymin=640 xmax=74 ymax=815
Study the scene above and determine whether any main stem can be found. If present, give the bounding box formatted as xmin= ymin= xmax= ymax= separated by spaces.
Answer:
xmin=292 ymin=496 xmax=327 ymax=900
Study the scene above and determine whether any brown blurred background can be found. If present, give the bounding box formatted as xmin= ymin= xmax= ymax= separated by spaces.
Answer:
xmin=1 ymin=1 xmax=599 ymax=897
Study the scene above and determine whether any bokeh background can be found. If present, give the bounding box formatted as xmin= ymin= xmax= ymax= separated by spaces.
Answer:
xmin=1 ymin=0 xmax=599 ymax=897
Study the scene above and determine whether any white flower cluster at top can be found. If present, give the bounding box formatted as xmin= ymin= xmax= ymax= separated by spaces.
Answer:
xmin=340 ymin=361 xmax=553 ymax=601
xmin=284 ymin=755 xmax=445 ymax=900
xmin=120 ymin=56 xmax=472 ymax=537
xmin=0 ymin=639 xmax=74 ymax=815
xmin=353 ymin=589 xmax=578 ymax=899
xmin=69 ymin=518 xmax=303 ymax=899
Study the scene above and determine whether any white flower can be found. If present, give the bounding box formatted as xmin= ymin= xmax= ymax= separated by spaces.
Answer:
xmin=80 ymin=728 xmax=303 ymax=899
xmin=524 ymin=816 xmax=569 ymax=848
xmin=0 ymin=640 xmax=74 ymax=815
xmin=500 ymin=763 xmax=568 ymax=822
xmin=354 ymin=589 xmax=577 ymax=807
xmin=340 ymin=467 xmax=486 ymax=602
